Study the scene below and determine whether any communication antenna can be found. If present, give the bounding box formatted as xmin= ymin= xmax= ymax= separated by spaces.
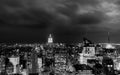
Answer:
xmin=108 ymin=32 xmax=110 ymax=43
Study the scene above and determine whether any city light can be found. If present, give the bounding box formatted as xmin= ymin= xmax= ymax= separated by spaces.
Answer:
xmin=0 ymin=34 xmax=120 ymax=75
xmin=106 ymin=44 xmax=115 ymax=49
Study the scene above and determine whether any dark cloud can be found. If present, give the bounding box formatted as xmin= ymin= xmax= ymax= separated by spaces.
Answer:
xmin=0 ymin=9 xmax=55 ymax=29
xmin=75 ymin=0 xmax=99 ymax=5
xmin=0 ymin=0 xmax=103 ymax=28
xmin=73 ymin=12 xmax=105 ymax=25
xmin=0 ymin=0 xmax=23 ymax=7
xmin=0 ymin=0 xmax=120 ymax=43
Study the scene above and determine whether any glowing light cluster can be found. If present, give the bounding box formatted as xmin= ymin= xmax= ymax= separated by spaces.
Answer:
xmin=116 ymin=63 xmax=120 ymax=70
xmin=106 ymin=44 xmax=115 ymax=49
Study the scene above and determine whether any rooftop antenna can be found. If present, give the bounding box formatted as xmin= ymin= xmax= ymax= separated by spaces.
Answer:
xmin=108 ymin=32 xmax=110 ymax=43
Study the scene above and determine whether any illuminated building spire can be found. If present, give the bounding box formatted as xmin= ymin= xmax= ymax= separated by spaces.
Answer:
xmin=48 ymin=34 xmax=53 ymax=43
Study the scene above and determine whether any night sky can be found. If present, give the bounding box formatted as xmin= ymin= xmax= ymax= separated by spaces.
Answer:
xmin=0 ymin=0 xmax=120 ymax=43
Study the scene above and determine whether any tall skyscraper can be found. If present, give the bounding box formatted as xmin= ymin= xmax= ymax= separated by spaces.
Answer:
xmin=48 ymin=34 xmax=53 ymax=43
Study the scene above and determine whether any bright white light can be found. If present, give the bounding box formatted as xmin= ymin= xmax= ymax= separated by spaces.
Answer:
xmin=116 ymin=63 xmax=120 ymax=70
xmin=9 ymin=57 xmax=19 ymax=73
xmin=107 ymin=65 xmax=113 ymax=67
xmin=48 ymin=34 xmax=53 ymax=43
xmin=106 ymin=44 xmax=115 ymax=49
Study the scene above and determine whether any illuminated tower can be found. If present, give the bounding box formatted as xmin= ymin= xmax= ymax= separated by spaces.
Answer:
xmin=48 ymin=34 xmax=53 ymax=43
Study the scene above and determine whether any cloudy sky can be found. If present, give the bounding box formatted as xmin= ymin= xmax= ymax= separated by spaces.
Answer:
xmin=0 ymin=0 xmax=120 ymax=43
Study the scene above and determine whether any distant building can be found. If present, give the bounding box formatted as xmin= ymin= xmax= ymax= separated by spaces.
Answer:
xmin=48 ymin=34 xmax=53 ymax=44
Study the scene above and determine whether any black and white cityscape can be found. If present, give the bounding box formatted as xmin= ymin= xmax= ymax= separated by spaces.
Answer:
xmin=0 ymin=34 xmax=120 ymax=75
xmin=1 ymin=0 xmax=120 ymax=75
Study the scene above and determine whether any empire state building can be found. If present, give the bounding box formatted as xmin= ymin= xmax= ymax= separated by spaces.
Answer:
xmin=48 ymin=34 xmax=53 ymax=44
